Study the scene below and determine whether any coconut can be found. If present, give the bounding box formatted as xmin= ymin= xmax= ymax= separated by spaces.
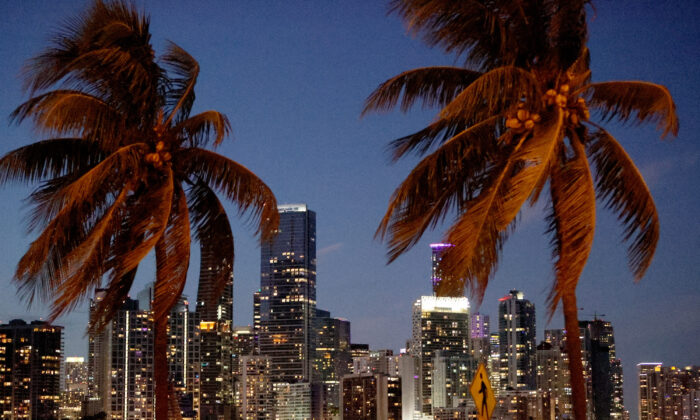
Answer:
xmin=506 ymin=118 xmax=522 ymax=129
xmin=524 ymin=120 xmax=535 ymax=130
xmin=156 ymin=141 xmax=165 ymax=152
xmin=517 ymin=109 xmax=529 ymax=121
xmin=532 ymin=114 xmax=541 ymax=123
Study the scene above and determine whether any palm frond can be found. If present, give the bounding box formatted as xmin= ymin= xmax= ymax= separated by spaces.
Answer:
xmin=22 ymin=0 xmax=162 ymax=125
xmin=87 ymin=268 xmax=138 ymax=334
xmin=174 ymin=111 xmax=231 ymax=148
xmin=107 ymin=170 xmax=174 ymax=282
xmin=178 ymin=148 xmax=278 ymax=242
xmin=546 ymin=134 xmax=596 ymax=317
xmin=390 ymin=0 xmax=516 ymax=69
xmin=583 ymin=81 xmax=679 ymax=138
xmin=548 ymin=0 xmax=588 ymax=70
xmin=587 ymin=128 xmax=659 ymax=279
xmin=436 ymin=108 xmax=563 ymax=301
xmin=388 ymin=118 xmax=471 ymax=161
xmin=362 ymin=66 xmax=482 ymax=115
xmin=153 ymin=185 xmax=190 ymax=322
xmin=10 ymin=90 xmax=124 ymax=143
xmin=187 ymin=182 xmax=235 ymax=314
xmin=439 ymin=66 xmax=541 ymax=122
xmin=566 ymin=47 xmax=591 ymax=87
xmin=377 ymin=117 xmax=501 ymax=260
xmin=0 ymin=138 xmax=104 ymax=186
xmin=14 ymin=145 xmax=145 ymax=294
xmin=162 ymin=41 xmax=199 ymax=125
xmin=46 ymin=181 xmax=135 ymax=320
xmin=88 ymin=171 xmax=174 ymax=331
xmin=499 ymin=107 xmax=564 ymax=224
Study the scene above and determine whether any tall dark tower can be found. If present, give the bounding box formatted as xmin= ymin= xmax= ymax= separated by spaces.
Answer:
xmin=430 ymin=243 xmax=453 ymax=295
xmin=196 ymin=217 xmax=234 ymax=419
xmin=259 ymin=203 xmax=317 ymax=383
xmin=498 ymin=290 xmax=536 ymax=390
xmin=580 ymin=318 xmax=625 ymax=420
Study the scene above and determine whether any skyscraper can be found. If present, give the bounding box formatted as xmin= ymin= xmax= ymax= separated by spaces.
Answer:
xmin=536 ymin=341 xmax=572 ymax=419
xmin=61 ymin=356 xmax=88 ymax=419
xmin=638 ymin=363 xmax=700 ymax=420
xmin=98 ymin=297 xmax=155 ymax=420
xmin=430 ymin=243 xmax=454 ymax=295
xmin=470 ymin=312 xmax=490 ymax=363
xmin=259 ymin=204 xmax=317 ymax=383
xmin=411 ymin=295 xmax=471 ymax=415
xmin=168 ymin=298 xmax=201 ymax=418
xmin=498 ymin=290 xmax=536 ymax=390
xmin=0 ymin=319 xmax=62 ymax=419
xmin=580 ymin=319 xmax=625 ymax=420
xmin=313 ymin=308 xmax=351 ymax=418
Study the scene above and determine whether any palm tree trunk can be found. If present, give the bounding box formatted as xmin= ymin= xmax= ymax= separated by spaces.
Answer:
xmin=154 ymin=317 xmax=169 ymax=420
xmin=563 ymin=292 xmax=587 ymax=420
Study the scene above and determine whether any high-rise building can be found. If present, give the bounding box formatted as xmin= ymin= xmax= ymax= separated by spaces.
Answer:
xmin=430 ymin=243 xmax=454 ymax=295
xmin=471 ymin=313 xmax=490 ymax=363
xmin=341 ymin=373 xmax=391 ymax=420
xmin=432 ymin=350 xmax=475 ymax=410
xmin=239 ymin=355 xmax=275 ymax=420
xmin=197 ymin=222 xmax=235 ymax=419
xmin=398 ymin=353 xmax=420 ymax=420
xmin=88 ymin=290 xmax=204 ymax=419
xmin=498 ymin=290 xmax=536 ymax=390
xmin=233 ymin=325 xmax=257 ymax=419
xmin=274 ymin=382 xmax=316 ymax=420
xmin=168 ymin=298 xmax=201 ymax=418
xmin=638 ymin=363 xmax=700 ymax=420
xmin=61 ymin=356 xmax=88 ymax=419
xmin=103 ymin=298 xmax=155 ymax=419
xmin=313 ymin=308 xmax=351 ymax=419
xmin=580 ymin=319 xmax=624 ymax=420
xmin=536 ymin=341 xmax=572 ymax=419
xmin=259 ymin=203 xmax=317 ymax=383
xmin=0 ymin=319 xmax=62 ymax=419
xmin=488 ymin=333 xmax=501 ymax=393
xmin=411 ymin=295 xmax=471 ymax=415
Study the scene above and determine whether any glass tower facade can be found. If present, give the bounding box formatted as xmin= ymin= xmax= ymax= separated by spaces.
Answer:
xmin=498 ymin=290 xmax=537 ymax=390
xmin=259 ymin=204 xmax=317 ymax=383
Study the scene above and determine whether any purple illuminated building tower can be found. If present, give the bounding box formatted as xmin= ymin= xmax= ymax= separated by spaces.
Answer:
xmin=430 ymin=243 xmax=454 ymax=295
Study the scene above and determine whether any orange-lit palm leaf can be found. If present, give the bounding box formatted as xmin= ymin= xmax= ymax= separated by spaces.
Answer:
xmin=179 ymin=148 xmax=278 ymax=242
xmin=188 ymin=182 xmax=234 ymax=310
xmin=587 ymin=128 xmax=659 ymax=279
xmin=582 ymin=81 xmax=679 ymax=138
xmin=377 ymin=117 xmax=500 ymax=261
xmin=363 ymin=66 xmax=482 ymax=114
xmin=153 ymin=185 xmax=191 ymax=322
xmin=174 ymin=111 xmax=231 ymax=148
xmin=546 ymin=134 xmax=596 ymax=316
xmin=439 ymin=108 xmax=563 ymax=300
xmin=439 ymin=66 xmax=541 ymax=122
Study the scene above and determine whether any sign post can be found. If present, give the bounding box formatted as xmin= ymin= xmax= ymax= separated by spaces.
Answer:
xmin=470 ymin=363 xmax=496 ymax=420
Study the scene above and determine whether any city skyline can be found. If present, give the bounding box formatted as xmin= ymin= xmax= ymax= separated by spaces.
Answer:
xmin=0 ymin=2 xmax=698 ymax=419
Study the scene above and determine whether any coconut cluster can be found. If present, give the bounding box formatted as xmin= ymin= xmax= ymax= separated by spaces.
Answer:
xmin=145 ymin=141 xmax=172 ymax=169
xmin=544 ymin=84 xmax=590 ymax=126
xmin=506 ymin=102 xmax=541 ymax=134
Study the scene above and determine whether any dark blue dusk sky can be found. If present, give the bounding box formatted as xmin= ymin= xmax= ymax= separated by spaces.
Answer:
xmin=1 ymin=1 xmax=698 ymax=417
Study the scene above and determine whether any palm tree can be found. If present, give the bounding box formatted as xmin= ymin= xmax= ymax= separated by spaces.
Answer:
xmin=0 ymin=1 xmax=278 ymax=418
xmin=364 ymin=1 xmax=677 ymax=418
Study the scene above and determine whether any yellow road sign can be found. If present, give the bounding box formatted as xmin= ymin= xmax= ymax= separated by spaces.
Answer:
xmin=470 ymin=363 xmax=496 ymax=420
